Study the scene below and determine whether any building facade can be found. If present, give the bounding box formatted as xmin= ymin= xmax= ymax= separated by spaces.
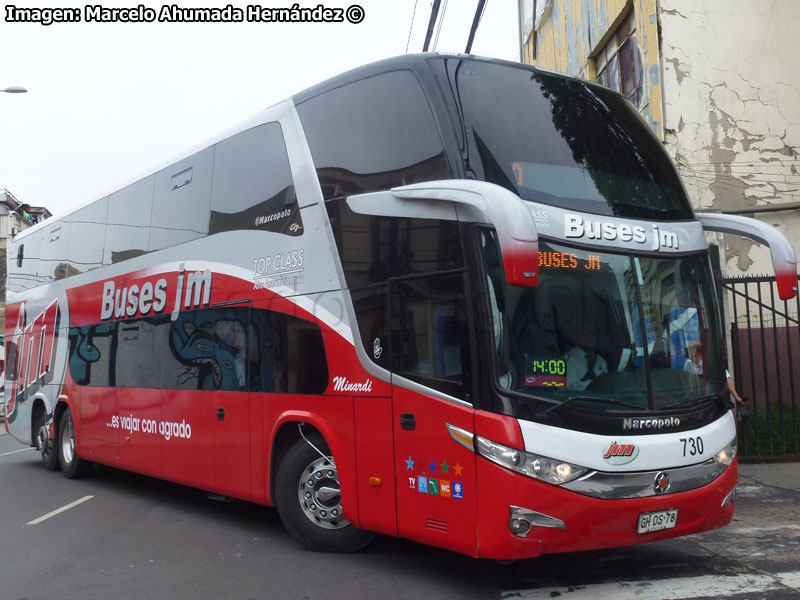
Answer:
xmin=0 ymin=189 xmax=52 ymax=332
xmin=518 ymin=0 xmax=800 ymax=279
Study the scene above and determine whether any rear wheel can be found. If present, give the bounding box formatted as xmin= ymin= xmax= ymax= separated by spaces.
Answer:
xmin=58 ymin=409 xmax=92 ymax=479
xmin=35 ymin=410 xmax=59 ymax=471
xmin=275 ymin=432 xmax=374 ymax=552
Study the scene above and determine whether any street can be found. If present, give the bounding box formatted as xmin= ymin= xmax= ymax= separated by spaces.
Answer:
xmin=1 ymin=429 xmax=798 ymax=600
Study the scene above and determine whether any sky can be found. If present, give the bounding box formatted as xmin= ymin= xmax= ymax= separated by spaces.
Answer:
xmin=0 ymin=1 xmax=520 ymax=217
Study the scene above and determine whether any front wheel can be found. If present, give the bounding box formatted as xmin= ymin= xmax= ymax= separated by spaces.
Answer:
xmin=58 ymin=409 xmax=92 ymax=479
xmin=275 ymin=432 xmax=374 ymax=552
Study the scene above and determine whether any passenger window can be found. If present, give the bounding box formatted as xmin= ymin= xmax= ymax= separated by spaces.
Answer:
xmin=150 ymin=148 xmax=214 ymax=252
xmin=113 ymin=320 xmax=155 ymax=387
xmin=68 ymin=322 xmax=116 ymax=387
xmin=253 ymin=310 xmax=328 ymax=394
xmin=105 ymin=177 xmax=154 ymax=265
xmin=69 ymin=307 xmax=328 ymax=395
xmin=158 ymin=308 xmax=250 ymax=392
xmin=209 ymin=123 xmax=302 ymax=237
xmin=38 ymin=223 xmax=71 ymax=282
xmin=297 ymin=70 xmax=450 ymax=200
xmin=68 ymin=199 xmax=107 ymax=276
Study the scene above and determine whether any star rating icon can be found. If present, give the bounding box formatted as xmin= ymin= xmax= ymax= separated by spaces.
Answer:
xmin=405 ymin=456 xmax=415 ymax=470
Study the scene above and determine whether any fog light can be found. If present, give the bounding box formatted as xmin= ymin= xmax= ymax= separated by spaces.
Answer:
xmin=509 ymin=518 xmax=532 ymax=536
xmin=721 ymin=487 xmax=737 ymax=508
xmin=509 ymin=505 xmax=566 ymax=534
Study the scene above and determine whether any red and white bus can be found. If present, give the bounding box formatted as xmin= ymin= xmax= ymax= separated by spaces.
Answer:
xmin=5 ymin=54 xmax=797 ymax=559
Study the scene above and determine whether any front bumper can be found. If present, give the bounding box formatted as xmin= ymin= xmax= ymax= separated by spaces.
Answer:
xmin=475 ymin=457 xmax=737 ymax=560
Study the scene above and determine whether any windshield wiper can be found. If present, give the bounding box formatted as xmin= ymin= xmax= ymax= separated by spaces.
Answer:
xmin=662 ymin=393 xmax=722 ymax=410
xmin=536 ymin=395 xmax=644 ymax=419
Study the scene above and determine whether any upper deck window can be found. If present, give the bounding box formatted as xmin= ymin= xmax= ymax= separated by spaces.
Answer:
xmin=209 ymin=122 xmax=301 ymax=237
xmin=449 ymin=59 xmax=693 ymax=220
xmin=297 ymin=70 xmax=450 ymax=200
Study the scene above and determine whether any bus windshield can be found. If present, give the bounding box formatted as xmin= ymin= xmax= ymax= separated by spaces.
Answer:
xmin=481 ymin=231 xmax=726 ymax=412
xmin=450 ymin=58 xmax=694 ymax=221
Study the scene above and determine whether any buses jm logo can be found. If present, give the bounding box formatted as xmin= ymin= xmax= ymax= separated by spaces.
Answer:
xmin=7 ymin=299 xmax=60 ymax=416
xmin=602 ymin=440 xmax=640 ymax=466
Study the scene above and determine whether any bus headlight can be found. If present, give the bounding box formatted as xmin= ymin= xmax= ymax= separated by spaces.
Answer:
xmin=714 ymin=438 xmax=738 ymax=466
xmin=476 ymin=436 xmax=589 ymax=484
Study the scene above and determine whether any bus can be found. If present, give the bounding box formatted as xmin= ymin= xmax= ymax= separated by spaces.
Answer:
xmin=4 ymin=54 xmax=797 ymax=559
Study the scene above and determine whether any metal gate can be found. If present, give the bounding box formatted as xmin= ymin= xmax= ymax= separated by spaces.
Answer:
xmin=721 ymin=275 xmax=800 ymax=460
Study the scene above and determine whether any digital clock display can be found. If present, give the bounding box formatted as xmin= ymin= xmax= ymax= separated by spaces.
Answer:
xmin=524 ymin=358 xmax=567 ymax=388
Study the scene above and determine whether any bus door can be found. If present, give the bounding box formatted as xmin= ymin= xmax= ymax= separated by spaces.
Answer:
xmin=115 ymin=320 xmax=161 ymax=476
xmin=210 ymin=308 xmax=252 ymax=500
xmin=164 ymin=307 xmax=252 ymax=499
xmin=390 ymin=273 xmax=479 ymax=556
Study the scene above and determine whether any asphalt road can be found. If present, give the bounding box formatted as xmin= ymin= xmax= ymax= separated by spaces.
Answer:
xmin=1 ymin=429 xmax=798 ymax=600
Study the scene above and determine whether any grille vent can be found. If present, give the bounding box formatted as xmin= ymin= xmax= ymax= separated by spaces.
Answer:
xmin=426 ymin=518 xmax=447 ymax=532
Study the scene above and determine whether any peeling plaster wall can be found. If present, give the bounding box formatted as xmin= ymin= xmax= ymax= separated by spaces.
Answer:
xmin=521 ymin=0 xmax=665 ymax=137
xmin=661 ymin=0 xmax=800 ymax=277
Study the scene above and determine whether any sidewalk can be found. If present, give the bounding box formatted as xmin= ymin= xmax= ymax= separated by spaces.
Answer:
xmin=738 ymin=462 xmax=800 ymax=493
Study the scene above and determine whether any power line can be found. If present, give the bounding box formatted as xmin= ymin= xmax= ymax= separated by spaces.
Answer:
xmin=432 ymin=0 xmax=449 ymax=52
xmin=405 ymin=0 xmax=419 ymax=54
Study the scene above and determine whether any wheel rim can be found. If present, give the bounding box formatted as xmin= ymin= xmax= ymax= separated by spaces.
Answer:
xmin=297 ymin=456 xmax=349 ymax=530
xmin=37 ymin=423 xmax=50 ymax=458
xmin=61 ymin=414 xmax=75 ymax=465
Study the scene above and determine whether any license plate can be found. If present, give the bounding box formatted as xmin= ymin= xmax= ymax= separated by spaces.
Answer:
xmin=637 ymin=509 xmax=678 ymax=534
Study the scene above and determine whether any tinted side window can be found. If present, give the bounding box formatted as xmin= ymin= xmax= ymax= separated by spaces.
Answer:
xmin=254 ymin=311 xmax=328 ymax=394
xmin=38 ymin=222 xmax=71 ymax=282
xmin=68 ymin=307 xmax=328 ymax=395
xmin=114 ymin=320 xmax=156 ymax=387
xmin=327 ymin=200 xmax=464 ymax=368
xmin=209 ymin=123 xmax=302 ymax=237
xmin=105 ymin=177 xmax=154 ymax=265
xmin=68 ymin=322 xmax=118 ymax=387
xmin=149 ymin=147 xmax=214 ymax=252
xmin=391 ymin=273 xmax=471 ymax=400
xmin=68 ymin=199 xmax=107 ymax=276
xmin=297 ymin=70 xmax=450 ymax=200
xmin=8 ymin=234 xmax=40 ymax=294
xmin=327 ymin=200 xmax=463 ymax=289
xmin=161 ymin=308 xmax=250 ymax=392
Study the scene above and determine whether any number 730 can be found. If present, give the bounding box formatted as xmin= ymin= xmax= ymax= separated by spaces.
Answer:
xmin=679 ymin=436 xmax=704 ymax=456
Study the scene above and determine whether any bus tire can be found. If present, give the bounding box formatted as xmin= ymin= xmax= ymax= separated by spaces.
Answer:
xmin=35 ymin=410 xmax=59 ymax=471
xmin=58 ymin=409 xmax=92 ymax=479
xmin=275 ymin=433 xmax=374 ymax=553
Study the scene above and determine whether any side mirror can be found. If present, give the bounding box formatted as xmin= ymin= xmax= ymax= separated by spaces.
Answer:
xmin=697 ymin=212 xmax=798 ymax=300
xmin=389 ymin=181 xmax=540 ymax=288
xmin=346 ymin=180 xmax=540 ymax=287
